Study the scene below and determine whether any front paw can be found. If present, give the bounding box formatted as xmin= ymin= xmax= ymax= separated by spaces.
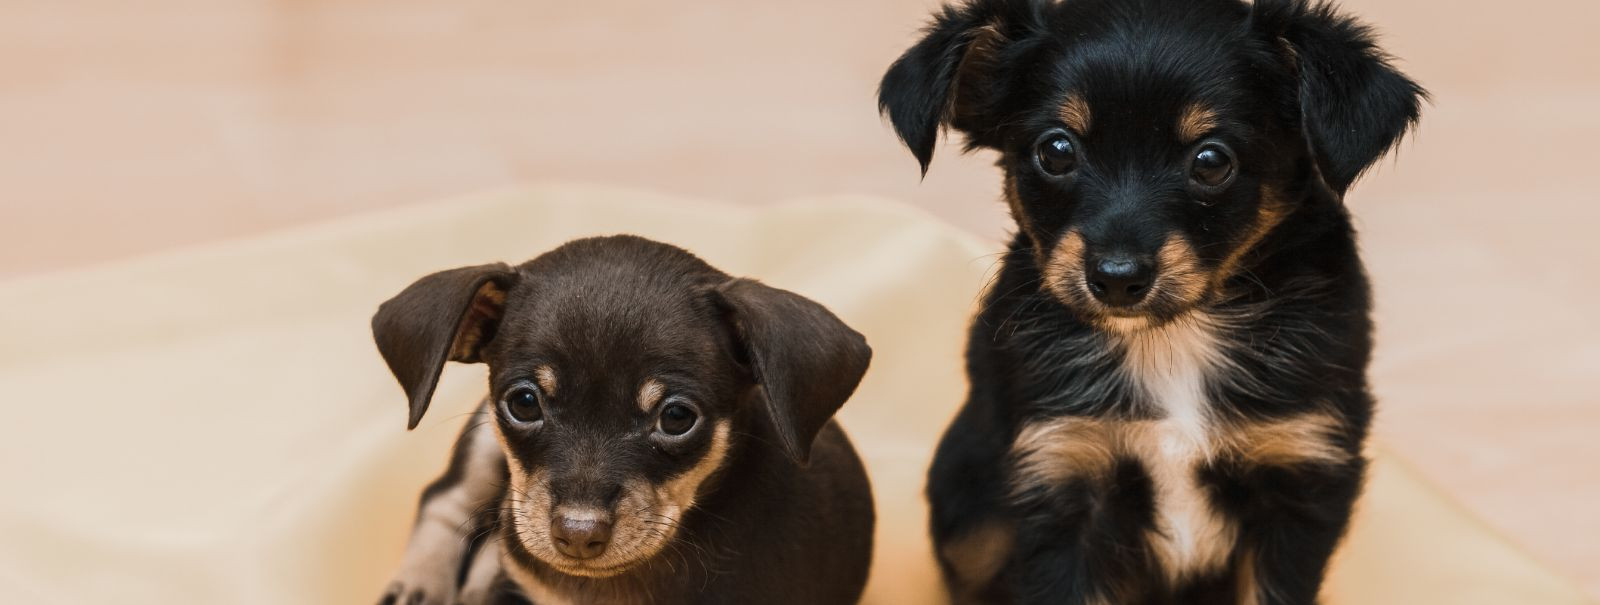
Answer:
xmin=377 ymin=576 xmax=456 ymax=605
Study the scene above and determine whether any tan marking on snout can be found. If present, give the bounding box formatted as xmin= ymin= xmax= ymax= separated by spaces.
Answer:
xmin=637 ymin=379 xmax=665 ymax=413
xmin=1059 ymin=93 xmax=1092 ymax=133
xmin=1177 ymin=103 xmax=1219 ymax=143
xmin=496 ymin=419 xmax=723 ymax=582
xmin=1041 ymin=234 xmax=1211 ymax=325
xmin=1212 ymin=186 xmax=1290 ymax=292
xmin=534 ymin=366 xmax=558 ymax=397
xmin=449 ymin=281 xmax=507 ymax=362
xmin=941 ymin=520 xmax=1016 ymax=599
xmin=1039 ymin=230 xmax=1090 ymax=308
xmin=1153 ymin=236 xmax=1208 ymax=308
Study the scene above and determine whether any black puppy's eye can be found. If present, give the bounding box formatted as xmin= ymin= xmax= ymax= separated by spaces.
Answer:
xmin=1034 ymin=132 xmax=1079 ymax=177
xmin=503 ymin=386 xmax=543 ymax=424
xmin=656 ymin=402 xmax=698 ymax=437
xmin=1190 ymin=143 xmax=1236 ymax=188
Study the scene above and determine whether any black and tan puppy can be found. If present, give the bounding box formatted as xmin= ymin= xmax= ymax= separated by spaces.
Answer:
xmin=372 ymin=236 xmax=875 ymax=605
xmin=880 ymin=0 xmax=1422 ymax=603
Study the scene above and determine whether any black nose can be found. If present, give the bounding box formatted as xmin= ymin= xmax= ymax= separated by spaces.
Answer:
xmin=1087 ymin=255 xmax=1153 ymax=307
xmin=550 ymin=515 xmax=613 ymax=559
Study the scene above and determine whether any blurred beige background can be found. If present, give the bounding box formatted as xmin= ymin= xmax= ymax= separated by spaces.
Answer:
xmin=2 ymin=0 xmax=1596 ymax=597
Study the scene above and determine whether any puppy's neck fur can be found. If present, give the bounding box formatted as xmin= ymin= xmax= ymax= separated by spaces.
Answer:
xmin=1112 ymin=313 xmax=1239 ymax=580
xmin=1111 ymin=314 xmax=1226 ymax=443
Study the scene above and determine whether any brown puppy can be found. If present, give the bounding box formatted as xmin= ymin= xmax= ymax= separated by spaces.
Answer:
xmin=372 ymin=235 xmax=875 ymax=605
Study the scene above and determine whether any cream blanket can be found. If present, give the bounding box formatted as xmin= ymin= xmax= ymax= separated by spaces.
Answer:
xmin=0 ymin=185 xmax=1587 ymax=604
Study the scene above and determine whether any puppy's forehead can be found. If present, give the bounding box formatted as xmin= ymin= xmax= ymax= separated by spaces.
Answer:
xmin=512 ymin=276 xmax=719 ymax=359
xmin=491 ymin=247 xmax=729 ymax=385
xmin=1046 ymin=1 xmax=1256 ymax=140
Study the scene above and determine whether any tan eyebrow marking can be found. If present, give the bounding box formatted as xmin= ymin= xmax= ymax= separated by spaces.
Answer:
xmin=1059 ymin=93 xmax=1092 ymax=133
xmin=638 ymin=379 xmax=665 ymax=413
xmin=534 ymin=366 xmax=557 ymax=396
xmin=1177 ymin=103 xmax=1219 ymax=143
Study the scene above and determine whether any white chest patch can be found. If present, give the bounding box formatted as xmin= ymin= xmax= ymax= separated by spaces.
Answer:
xmin=1115 ymin=316 xmax=1237 ymax=582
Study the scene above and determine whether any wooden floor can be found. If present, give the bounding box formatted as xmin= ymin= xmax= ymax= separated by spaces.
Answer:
xmin=3 ymin=0 xmax=1598 ymax=595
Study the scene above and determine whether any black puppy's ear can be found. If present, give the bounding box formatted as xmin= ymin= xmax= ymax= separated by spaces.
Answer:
xmin=1253 ymin=0 xmax=1427 ymax=195
xmin=712 ymin=279 xmax=872 ymax=465
xmin=372 ymin=263 xmax=517 ymax=430
xmin=878 ymin=0 xmax=1040 ymax=175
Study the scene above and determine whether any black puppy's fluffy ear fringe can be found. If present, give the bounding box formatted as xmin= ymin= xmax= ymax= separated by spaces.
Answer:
xmin=877 ymin=0 xmax=1042 ymax=176
xmin=1251 ymin=0 xmax=1428 ymax=194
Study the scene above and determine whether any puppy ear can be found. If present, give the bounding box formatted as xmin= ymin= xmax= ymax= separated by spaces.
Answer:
xmin=1254 ymin=0 xmax=1427 ymax=194
xmin=711 ymin=279 xmax=871 ymax=465
xmin=372 ymin=263 xmax=517 ymax=429
xmin=878 ymin=0 xmax=1039 ymax=175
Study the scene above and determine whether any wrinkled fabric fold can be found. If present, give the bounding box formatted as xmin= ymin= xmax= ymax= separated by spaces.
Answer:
xmin=0 ymin=184 xmax=1588 ymax=604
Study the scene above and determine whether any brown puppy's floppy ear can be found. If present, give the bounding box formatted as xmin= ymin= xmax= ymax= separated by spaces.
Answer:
xmin=878 ymin=0 xmax=1043 ymax=175
xmin=711 ymin=278 xmax=872 ymax=465
xmin=1253 ymin=0 xmax=1427 ymax=195
xmin=372 ymin=263 xmax=517 ymax=429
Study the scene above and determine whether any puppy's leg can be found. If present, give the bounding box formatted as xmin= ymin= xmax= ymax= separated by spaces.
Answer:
xmin=929 ymin=396 xmax=1017 ymax=603
xmin=1232 ymin=464 xmax=1364 ymax=605
xmin=379 ymin=401 xmax=507 ymax=605
xmin=455 ymin=533 xmax=505 ymax=605
xmin=1007 ymin=461 xmax=1159 ymax=605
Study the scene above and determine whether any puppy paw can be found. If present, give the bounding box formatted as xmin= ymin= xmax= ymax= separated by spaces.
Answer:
xmin=454 ymin=585 xmax=492 ymax=605
xmin=377 ymin=577 xmax=456 ymax=605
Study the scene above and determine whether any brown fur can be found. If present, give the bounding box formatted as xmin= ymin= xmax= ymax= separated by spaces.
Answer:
xmin=449 ymin=282 xmax=507 ymax=362
xmin=534 ymin=365 xmax=558 ymax=397
xmin=1009 ymin=411 xmax=1349 ymax=581
xmin=1211 ymin=186 xmax=1290 ymax=293
xmin=1011 ymin=412 xmax=1350 ymax=492
xmin=1154 ymin=236 xmax=1208 ymax=308
xmin=1059 ymin=93 xmax=1092 ymax=133
xmin=1236 ymin=548 xmax=1263 ymax=605
xmin=637 ymin=379 xmax=665 ymax=413
xmin=1176 ymin=103 xmax=1219 ymax=143
xmin=1040 ymin=230 xmax=1090 ymax=309
xmin=942 ymin=520 xmax=1017 ymax=601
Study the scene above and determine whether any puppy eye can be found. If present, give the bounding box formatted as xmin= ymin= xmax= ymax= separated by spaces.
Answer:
xmin=1190 ymin=143 xmax=1236 ymax=188
xmin=656 ymin=402 xmax=698 ymax=437
xmin=502 ymin=386 xmax=543 ymax=424
xmin=1034 ymin=131 xmax=1079 ymax=177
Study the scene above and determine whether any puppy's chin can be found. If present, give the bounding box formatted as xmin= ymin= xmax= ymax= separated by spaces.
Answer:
xmin=534 ymin=552 xmax=646 ymax=579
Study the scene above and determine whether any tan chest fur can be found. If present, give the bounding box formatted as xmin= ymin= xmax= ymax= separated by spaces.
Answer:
xmin=1011 ymin=316 xmax=1350 ymax=582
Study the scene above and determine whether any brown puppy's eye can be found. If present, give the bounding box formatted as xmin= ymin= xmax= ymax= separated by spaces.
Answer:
xmin=657 ymin=402 xmax=698 ymax=436
xmin=1034 ymin=132 xmax=1078 ymax=177
xmin=1190 ymin=143 xmax=1236 ymax=188
xmin=503 ymin=386 xmax=543 ymax=424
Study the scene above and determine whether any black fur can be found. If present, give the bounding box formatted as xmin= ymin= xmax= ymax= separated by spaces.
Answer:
xmin=373 ymin=236 xmax=875 ymax=604
xmin=880 ymin=0 xmax=1423 ymax=603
